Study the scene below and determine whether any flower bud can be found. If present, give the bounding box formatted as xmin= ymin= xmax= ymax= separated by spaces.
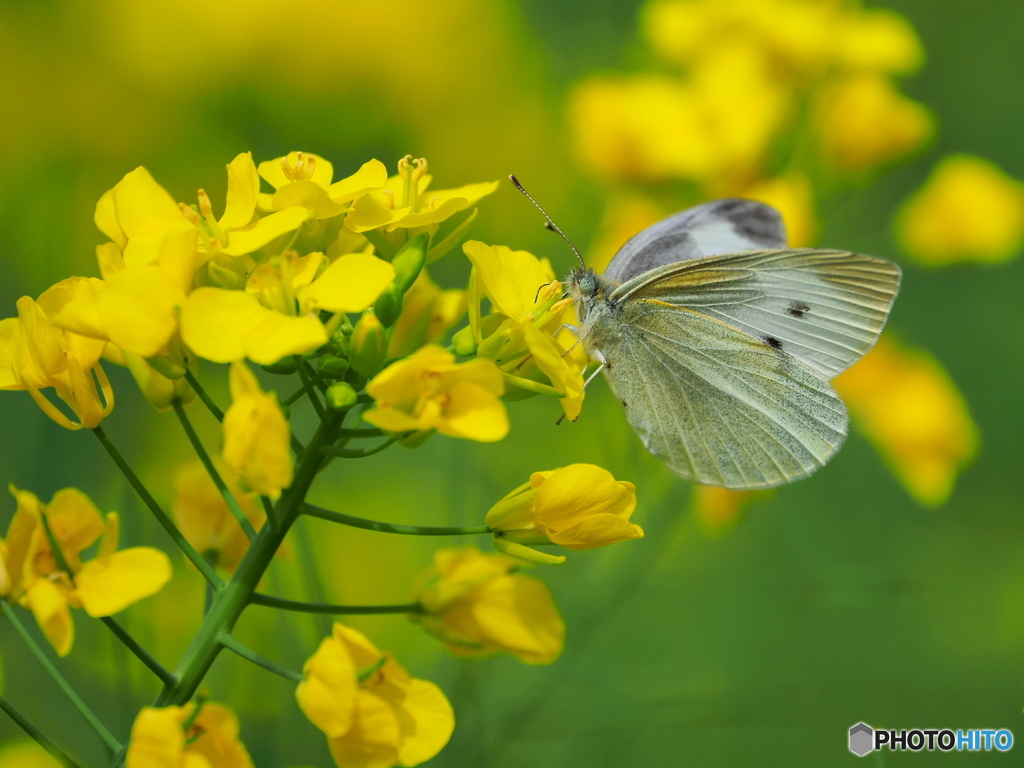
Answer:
xmin=349 ymin=311 xmax=387 ymax=378
xmin=391 ymin=233 xmax=428 ymax=295
xmin=451 ymin=325 xmax=478 ymax=357
xmin=317 ymin=355 xmax=350 ymax=378
xmin=373 ymin=285 xmax=403 ymax=327
xmin=325 ymin=381 xmax=358 ymax=411
xmin=261 ymin=358 xmax=299 ymax=375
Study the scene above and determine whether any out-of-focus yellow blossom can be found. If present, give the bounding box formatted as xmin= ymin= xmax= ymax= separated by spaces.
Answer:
xmin=897 ymin=154 xmax=1024 ymax=265
xmin=363 ymin=345 xmax=508 ymax=443
xmin=0 ymin=279 xmax=113 ymax=430
xmin=181 ymin=250 xmax=394 ymax=365
xmin=486 ymin=464 xmax=642 ymax=565
xmin=297 ymin=623 xmax=454 ymax=768
xmin=4 ymin=486 xmax=171 ymax=656
xmin=222 ymin=362 xmax=293 ymax=499
xmin=345 ymin=156 xmax=498 ymax=236
xmin=125 ymin=702 xmax=253 ymax=768
xmin=834 ymin=9 xmax=924 ymax=74
xmin=171 ymin=461 xmax=266 ymax=572
xmin=387 ymin=271 xmax=467 ymax=358
xmin=413 ymin=548 xmax=564 ymax=664
xmin=835 ymin=337 xmax=978 ymax=506
xmin=744 ymin=173 xmax=817 ymax=246
xmin=464 ymin=241 xmax=585 ymax=420
xmin=258 ymin=152 xmax=388 ymax=220
xmin=0 ymin=741 xmax=64 ymax=768
xmin=587 ymin=194 xmax=666 ymax=274
xmin=693 ymin=487 xmax=767 ymax=535
xmin=123 ymin=350 xmax=196 ymax=411
xmin=816 ymin=74 xmax=933 ymax=173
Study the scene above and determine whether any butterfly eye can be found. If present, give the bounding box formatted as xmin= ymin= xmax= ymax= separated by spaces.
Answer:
xmin=579 ymin=274 xmax=597 ymax=296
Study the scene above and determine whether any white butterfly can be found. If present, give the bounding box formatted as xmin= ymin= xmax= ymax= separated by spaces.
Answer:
xmin=559 ymin=198 xmax=901 ymax=490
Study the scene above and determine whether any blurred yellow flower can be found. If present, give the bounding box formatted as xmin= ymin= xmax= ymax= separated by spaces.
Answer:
xmin=486 ymin=464 xmax=642 ymax=565
xmin=0 ymin=279 xmax=113 ymax=430
xmin=296 ymin=623 xmax=454 ymax=768
xmin=0 ymin=741 xmax=65 ymax=768
xmin=171 ymin=461 xmax=266 ymax=572
xmin=413 ymin=548 xmax=564 ymax=664
xmin=744 ymin=172 xmax=817 ymax=246
xmin=4 ymin=486 xmax=171 ymax=656
xmin=387 ymin=271 xmax=467 ymax=358
xmin=835 ymin=337 xmax=978 ymax=506
xmin=181 ymin=250 xmax=394 ymax=365
xmin=692 ymin=487 xmax=767 ymax=535
xmin=897 ymin=154 xmax=1024 ymax=265
xmin=345 ymin=156 xmax=497 ymax=235
xmin=125 ymin=702 xmax=253 ymax=768
xmin=222 ymin=362 xmax=293 ymax=499
xmin=363 ymin=345 xmax=508 ymax=442
xmin=816 ymin=74 xmax=933 ymax=173
xmin=834 ymin=8 xmax=924 ymax=74
xmin=464 ymin=240 xmax=585 ymax=420
xmin=257 ymin=152 xmax=389 ymax=220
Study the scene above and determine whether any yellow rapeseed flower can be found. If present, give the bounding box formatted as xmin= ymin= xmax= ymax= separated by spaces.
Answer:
xmin=296 ymin=623 xmax=455 ymax=768
xmin=221 ymin=362 xmax=293 ymax=499
xmin=0 ymin=279 xmax=113 ymax=430
xmin=464 ymin=241 xmax=585 ymax=420
xmin=181 ymin=249 xmax=394 ymax=365
xmin=835 ymin=336 xmax=978 ymax=506
xmin=4 ymin=486 xmax=171 ymax=656
xmin=258 ymin=151 xmax=388 ymax=220
xmin=485 ymin=464 xmax=642 ymax=565
xmin=363 ymin=345 xmax=508 ymax=443
xmin=413 ymin=548 xmax=564 ymax=664
xmin=897 ymin=154 xmax=1024 ymax=265
xmin=125 ymin=702 xmax=253 ymax=768
xmin=816 ymin=74 xmax=933 ymax=173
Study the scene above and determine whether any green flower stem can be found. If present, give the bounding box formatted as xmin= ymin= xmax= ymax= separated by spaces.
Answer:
xmin=259 ymin=495 xmax=279 ymax=532
xmin=149 ymin=415 xmax=342 ymax=719
xmin=282 ymin=371 xmax=325 ymax=407
xmin=1 ymin=602 xmax=122 ymax=755
xmin=337 ymin=427 xmax=386 ymax=438
xmin=302 ymin=503 xmax=491 ymax=536
xmin=172 ymin=400 xmax=257 ymax=542
xmin=183 ymin=369 xmax=224 ymax=421
xmin=218 ymin=633 xmax=304 ymax=684
xmin=38 ymin=512 xmax=176 ymax=688
xmin=293 ymin=356 xmax=327 ymax=422
xmin=93 ymin=426 xmax=223 ymax=589
xmin=323 ymin=438 xmax=397 ymax=459
xmin=250 ymin=593 xmax=423 ymax=615
xmin=99 ymin=617 xmax=176 ymax=688
xmin=0 ymin=694 xmax=82 ymax=768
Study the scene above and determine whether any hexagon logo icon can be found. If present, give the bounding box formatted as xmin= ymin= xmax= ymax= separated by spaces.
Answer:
xmin=849 ymin=722 xmax=874 ymax=757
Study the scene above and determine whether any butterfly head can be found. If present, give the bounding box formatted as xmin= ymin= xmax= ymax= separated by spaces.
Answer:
xmin=565 ymin=266 xmax=599 ymax=300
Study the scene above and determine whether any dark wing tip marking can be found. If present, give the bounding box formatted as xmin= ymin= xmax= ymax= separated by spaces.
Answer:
xmin=786 ymin=301 xmax=811 ymax=318
xmin=764 ymin=335 xmax=784 ymax=350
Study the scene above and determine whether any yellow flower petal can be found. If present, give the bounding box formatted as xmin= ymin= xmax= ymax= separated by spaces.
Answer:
xmin=126 ymin=706 xmax=187 ymax=768
xmin=463 ymin=241 xmax=553 ymax=320
xmin=220 ymin=152 xmax=260 ymax=233
xmin=26 ymin=579 xmax=74 ymax=657
xmin=437 ymin=381 xmax=509 ymax=442
xmin=468 ymin=573 xmax=565 ymax=664
xmin=394 ymin=679 xmax=455 ymax=766
xmin=45 ymin=488 xmax=105 ymax=568
xmin=220 ymin=207 xmax=310 ymax=256
xmin=388 ymin=181 xmax=498 ymax=231
xmin=258 ymin=152 xmax=334 ymax=190
xmin=95 ymin=188 xmax=128 ymax=249
xmin=100 ymin=266 xmax=187 ymax=357
xmin=298 ymin=253 xmax=396 ymax=314
xmin=547 ymin=513 xmax=644 ymax=550
xmin=297 ymin=636 xmax=358 ymax=738
xmin=187 ymin=703 xmax=255 ymax=768
xmin=328 ymin=159 xmax=389 ymax=204
xmin=74 ymin=547 xmax=172 ymax=617
xmin=521 ymin=321 xmax=584 ymax=421
xmin=110 ymin=167 xmax=183 ymax=240
xmin=270 ymin=181 xmax=348 ymax=219
xmin=327 ymin=692 xmax=400 ymax=768
xmin=344 ymin=193 xmax=410 ymax=233
xmin=532 ymin=464 xmax=638 ymax=528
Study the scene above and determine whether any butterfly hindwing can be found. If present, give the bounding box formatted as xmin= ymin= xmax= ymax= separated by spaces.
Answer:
xmin=610 ymin=248 xmax=901 ymax=378
xmin=598 ymin=302 xmax=848 ymax=489
xmin=603 ymin=199 xmax=787 ymax=284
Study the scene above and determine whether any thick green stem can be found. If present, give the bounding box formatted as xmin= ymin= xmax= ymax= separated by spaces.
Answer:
xmin=0 ymin=694 xmax=82 ymax=768
xmin=250 ymin=593 xmax=423 ymax=615
xmin=218 ymin=633 xmax=304 ymax=684
xmin=1 ymin=602 xmax=122 ymax=755
xmin=172 ymin=400 xmax=257 ymax=541
xmin=303 ymin=503 xmax=491 ymax=536
xmin=148 ymin=416 xmax=342 ymax=717
xmin=183 ymin=369 xmax=224 ymax=422
xmin=93 ymin=426 xmax=222 ymax=589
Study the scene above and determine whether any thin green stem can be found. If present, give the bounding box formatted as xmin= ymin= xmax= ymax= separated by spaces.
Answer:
xmin=172 ymin=400 xmax=257 ymax=541
xmin=0 ymin=694 xmax=82 ymax=768
xmin=337 ymin=427 xmax=386 ymax=438
xmin=303 ymin=503 xmax=491 ymax=536
xmin=1 ymin=602 xmax=122 ymax=755
xmin=250 ymin=593 xmax=423 ymax=615
xmin=184 ymin=368 xmax=224 ymax=422
xmin=218 ymin=633 xmax=304 ymax=684
xmin=293 ymin=356 xmax=327 ymax=422
xmin=282 ymin=371 xmax=325 ymax=407
xmin=322 ymin=438 xmax=397 ymax=459
xmin=100 ymin=617 xmax=176 ymax=688
xmin=93 ymin=426 xmax=222 ymax=589
xmin=259 ymin=495 xmax=279 ymax=532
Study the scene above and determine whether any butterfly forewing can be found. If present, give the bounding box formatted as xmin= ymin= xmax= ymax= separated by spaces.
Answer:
xmin=610 ymin=248 xmax=901 ymax=378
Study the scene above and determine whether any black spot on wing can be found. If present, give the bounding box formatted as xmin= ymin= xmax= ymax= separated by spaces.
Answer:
xmin=764 ymin=335 xmax=784 ymax=350
xmin=787 ymin=301 xmax=811 ymax=318
xmin=714 ymin=199 xmax=786 ymax=247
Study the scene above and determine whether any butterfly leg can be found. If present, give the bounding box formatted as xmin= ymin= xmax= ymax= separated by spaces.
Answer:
xmin=582 ymin=348 xmax=608 ymax=390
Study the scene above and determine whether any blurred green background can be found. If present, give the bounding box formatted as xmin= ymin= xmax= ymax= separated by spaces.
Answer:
xmin=2 ymin=0 xmax=1023 ymax=765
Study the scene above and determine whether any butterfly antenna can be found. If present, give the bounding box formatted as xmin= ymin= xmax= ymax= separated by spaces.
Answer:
xmin=509 ymin=175 xmax=587 ymax=268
